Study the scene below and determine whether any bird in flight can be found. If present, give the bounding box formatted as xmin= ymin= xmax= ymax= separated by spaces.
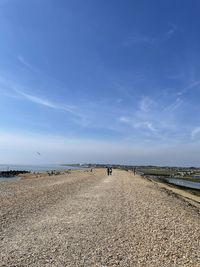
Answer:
xmin=36 ymin=152 xmax=41 ymax=156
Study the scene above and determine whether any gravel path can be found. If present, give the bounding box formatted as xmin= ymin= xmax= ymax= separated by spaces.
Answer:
xmin=0 ymin=169 xmax=199 ymax=267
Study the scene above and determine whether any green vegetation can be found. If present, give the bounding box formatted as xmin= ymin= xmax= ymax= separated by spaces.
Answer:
xmin=138 ymin=168 xmax=200 ymax=183
xmin=138 ymin=168 xmax=177 ymax=176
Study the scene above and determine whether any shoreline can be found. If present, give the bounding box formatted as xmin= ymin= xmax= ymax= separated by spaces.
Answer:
xmin=19 ymin=168 xmax=90 ymax=180
xmin=144 ymin=175 xmax=200 ymax=209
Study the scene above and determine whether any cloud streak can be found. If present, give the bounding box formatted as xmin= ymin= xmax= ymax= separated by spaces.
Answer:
xmin=15 ymin=89 xmax=77 ymax=115
xmin=119 ymin=116 xmax=157 ymax=133
xmin=16 ymin=89 xmax=56 ymax=108
xmin=0 ymin=74 xmax=125 ymax=130
xmin=163 ymin=97 xmax=183 ymax=112
xmin=18 ymin=55 xmax=41 ymax=74
xmin=177 ymin=81 xmax=200 ymax=96
xmin=125 ymin=25 xmax=178 ymax=46
xmin=118 ymin=92 xmax=187 ymax=143
xmin=139 ymin=96 xmax=155 ymax=112
xmin=134 ymin=121 xmax=157 ymax=132
xmin=191 ymin=127 xmax=200 ymax=140
xmin=0 ymin=75 xmax=92 ymax=127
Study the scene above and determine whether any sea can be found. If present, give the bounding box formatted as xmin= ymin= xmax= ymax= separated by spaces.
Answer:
xmin=0 ymin=164 xmax=80 ymax=182
xmin=165 ymin=177 xmax=200 ymax=190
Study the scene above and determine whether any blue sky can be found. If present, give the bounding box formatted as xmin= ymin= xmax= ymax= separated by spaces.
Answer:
xmin=1 ymin=0 xmax=200 ymax=166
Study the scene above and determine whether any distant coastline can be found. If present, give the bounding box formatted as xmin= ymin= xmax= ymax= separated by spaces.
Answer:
xmin=61 ymin=163 xmax=83 ymax=167
xmin=0 ymin=164 xmax=81 ymax=173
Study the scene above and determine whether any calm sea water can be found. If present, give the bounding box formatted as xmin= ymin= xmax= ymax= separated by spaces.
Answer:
xmin=165 ymin=178 xmax=200 ymax=190
xmin=0 ymin=164 xmax=80 ymax=181
xmin=0 ymin=176 xmax=21 ymax=182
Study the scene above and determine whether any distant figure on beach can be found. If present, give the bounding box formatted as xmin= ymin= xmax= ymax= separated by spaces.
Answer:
xmin=109 ymin=167 xmax=112 ymax=176
xmin=107 ymin=167 xmax=110 ymax=176
xmin=134 ymin=168 xmax=136 ymax=175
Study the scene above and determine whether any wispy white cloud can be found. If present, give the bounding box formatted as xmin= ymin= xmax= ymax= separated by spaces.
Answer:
xmin=0 ymin=73 xmax=193 ymax=144
xmin=164 ymin=24 xmax=178 ymax=40
xmin=15 ymin=89 xmax=77 ymax=115
xmin=191 ymin=127 xmax=200 ymax=140
xmin=119 ymin=96 xmax=157 ymax=133
xmin=125 ymin=25 xmax=177 ymax=46
xmin=16 ymin=89 xmax=120 ymax=128
xmin=164 ymin=97 xmax=183 ymax=112
xmin=118 ymin=92 xmax=186 ymax=143
xmin=16 ymin=89 xmax=56 ymax=108
xmin=139 ymin=96 xmax=155 ymax=112
xmin=177 ymin=81 xmax=200 ymax=96
xmin=119 ymin=116 xmax=157 ymax=133
xmin=119 ymin=116 xmax=131 ymax=124
xmin=18 ymin=55 xmax=41 ymax=73
xmin=134 ymin=121 xmax=157 ymax=132
xmin=0 ymin=74 xmax=92 ymax=127
xmin=0 ymin=74 xmax=125 ymax=130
